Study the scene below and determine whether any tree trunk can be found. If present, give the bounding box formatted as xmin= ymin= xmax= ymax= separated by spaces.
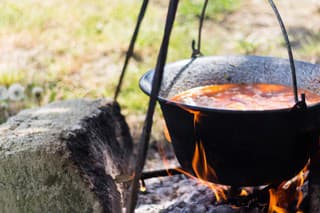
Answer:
xmin=0 ymin=99 xmax=133 ymax=213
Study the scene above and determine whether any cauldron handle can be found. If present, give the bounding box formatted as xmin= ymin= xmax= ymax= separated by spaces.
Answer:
xmin=193 ymin=0 xmax=303 ymax=105
xmin=267 ymin=0 xmax=301 ymax=105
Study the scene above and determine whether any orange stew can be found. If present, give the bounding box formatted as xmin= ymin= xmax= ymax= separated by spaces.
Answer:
xmin=170 ymin=83 xmax=320 ymax=110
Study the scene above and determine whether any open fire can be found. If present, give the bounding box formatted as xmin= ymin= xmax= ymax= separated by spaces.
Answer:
xmin=133 ymin=0 xmax=320 ymax=209
xmin=155 ymin=83 xmax=314 ymax=212
xmin=152 ymin=133 xmax=310 ymax=212
xmin=268 ymin=163 xmax=308 ymax=213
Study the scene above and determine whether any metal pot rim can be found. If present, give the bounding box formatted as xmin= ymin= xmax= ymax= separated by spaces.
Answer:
xmin=139 ymin=55 xmax=320 ymax=114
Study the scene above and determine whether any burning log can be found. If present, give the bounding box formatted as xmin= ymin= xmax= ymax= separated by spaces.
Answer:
xmin=0 ymin=99 xmax=133 ymax=212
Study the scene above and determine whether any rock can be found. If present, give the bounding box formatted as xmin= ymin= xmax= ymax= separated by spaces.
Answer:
xmin=0 ymin=99 xmax=133 ymax=213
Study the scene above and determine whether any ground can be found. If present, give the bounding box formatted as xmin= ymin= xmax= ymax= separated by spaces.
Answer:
xmin=0 ymin=0 xmax=319 ymax=140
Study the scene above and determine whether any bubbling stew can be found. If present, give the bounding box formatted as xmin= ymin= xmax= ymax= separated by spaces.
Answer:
xmin=170 ymin=83 xmax=320 ymax=110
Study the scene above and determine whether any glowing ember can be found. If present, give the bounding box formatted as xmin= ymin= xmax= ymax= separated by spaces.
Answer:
xmin=170 ymin=83 xmax=320 ymax=110
xmin=140 ymin=185 xmax=147 ymax=193
xmin=138 ymin=177 xmax=148 ymax=193
xmin=240 ymin=189 xmax=249 ymax=197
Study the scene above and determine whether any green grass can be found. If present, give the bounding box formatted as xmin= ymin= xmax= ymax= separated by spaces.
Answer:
xmin=0 ymin=0 xmax=238 ymax=125
xmin=296 ymin=32 xmax=320 ymax=62
xmin=179 ymin=0 xmax=239 ymax=21
xmin=0 ymin=0 xmax=319 ymax=144
xmin=0 ymin=69 xmax=26 ymax=87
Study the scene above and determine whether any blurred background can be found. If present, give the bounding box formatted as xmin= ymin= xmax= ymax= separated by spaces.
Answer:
xmin=0 ymin=0 xmax=319 ymax=141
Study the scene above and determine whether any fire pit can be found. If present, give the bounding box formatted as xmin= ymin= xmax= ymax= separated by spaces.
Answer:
xmin=117 ymin=0 xmax=320 ymax=212
xmin=135 ymin=140 xmax=311 ymax=212
xmin=139 ymin=55 xmax=320 ymax=186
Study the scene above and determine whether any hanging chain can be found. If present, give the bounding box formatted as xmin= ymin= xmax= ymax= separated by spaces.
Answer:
xmin=191 ymin=0 xmax=209 ymax=58
xmin=126 ymin=1 xmax=179 ymax=212
xmin=113 ymin=0 xmax=149 ymax=101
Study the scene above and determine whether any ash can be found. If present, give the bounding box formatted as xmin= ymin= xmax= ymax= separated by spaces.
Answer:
xmin=136 ymin=175 xmax=266 ymax=213
xmin=136 ymin=141 xmax=308 ymax=212
xmin=136 ymin=141 xmax=267 ymax=212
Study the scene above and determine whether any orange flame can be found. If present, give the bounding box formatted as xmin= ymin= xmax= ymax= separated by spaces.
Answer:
xmin=170 ymin=138 xmax=227 ymax=202
xmin=268 ymin=188 xmax=288 ymax=213
xmin=161 ymin=102 xmax=309 ymax=210
xmin=268 ymin=162 xmax=309 ymax=213
xmin=174 ymin=104 xmax=201 ymax=126
xmin=296 ymin=162 xmax=309 ymax=210
xmin=174 ymin=107 xmax=228 ymax=202
xmin=156 ymin=139 xmax=175 ymax=176
xmin=192 ymin=141 xmax=227 ymax=202
xmin=192 ymin=141 xmax=218 ymax=183
xmin=192 ymin=110 xmax=201 ymax=126
xmin=162 ymin=120 xmax=172 ymax=143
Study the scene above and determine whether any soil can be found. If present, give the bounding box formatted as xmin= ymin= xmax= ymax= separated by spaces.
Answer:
xmin=203 ymin=0 xmax=320 ymax=61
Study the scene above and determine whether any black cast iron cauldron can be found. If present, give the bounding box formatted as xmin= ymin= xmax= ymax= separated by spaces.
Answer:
xmin=140 ymin=55 xmax=320 ymax=186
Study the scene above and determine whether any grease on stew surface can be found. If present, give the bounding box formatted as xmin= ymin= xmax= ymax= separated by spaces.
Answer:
xmin=170 ymin=83 xmax=320 ymax=110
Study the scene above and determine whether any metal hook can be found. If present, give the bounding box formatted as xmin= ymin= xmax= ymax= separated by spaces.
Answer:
xmin=191 ymin=0 xmax=208 ymax=58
